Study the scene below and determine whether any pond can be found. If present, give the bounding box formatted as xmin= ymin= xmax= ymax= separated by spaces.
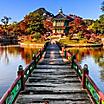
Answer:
xmin=0 ymin=46 xmax=104 ymax=99
xmin=0 ymin=46 xmax=40 ymax=98
xmin=66 ymin=47 xmax=104 ymax=93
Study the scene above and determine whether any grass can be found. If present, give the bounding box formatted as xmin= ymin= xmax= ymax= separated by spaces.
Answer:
xmin=59 ymin=37 xmax=88 ymax=44
xmin=21 ymin=39 xmax=45 ymax=45
xmin=59 ymin=37 xmax=102 ymax=46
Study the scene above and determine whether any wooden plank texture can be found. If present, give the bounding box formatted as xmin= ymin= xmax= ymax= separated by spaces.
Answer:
xmin=15 ymin=43 xmax=92 ymax=104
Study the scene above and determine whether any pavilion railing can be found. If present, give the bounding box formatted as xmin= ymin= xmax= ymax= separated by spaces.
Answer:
xmin=64 ymin=49 xmax=104 ymax=104
xmin=0 ymin=42 xmax=49 ymax=104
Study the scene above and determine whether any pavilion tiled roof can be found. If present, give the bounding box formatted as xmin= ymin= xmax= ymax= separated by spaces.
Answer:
xmin=54 ymin=13 xmax=67 ymax=19
xmin=53 ymin=9 xmax=73 ymax=21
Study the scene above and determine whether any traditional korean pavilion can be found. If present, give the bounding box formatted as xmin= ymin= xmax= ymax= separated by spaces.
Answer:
xmin=52 ymin=9 xmax=73 ymax=35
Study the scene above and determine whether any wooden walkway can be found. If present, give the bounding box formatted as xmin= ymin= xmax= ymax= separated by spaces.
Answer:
xmin=15 ymin=43 xmax=92 ymax=104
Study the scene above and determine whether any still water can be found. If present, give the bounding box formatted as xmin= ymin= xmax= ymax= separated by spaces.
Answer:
xmin=67 ymin=47 xmax=104 ymax=93
xmin=0 ymin=46 xmax=39 ymax=98
xmin=0 ymin=46 xmax=104 ymax=98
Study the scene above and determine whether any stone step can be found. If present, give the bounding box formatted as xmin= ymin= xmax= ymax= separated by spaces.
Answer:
xmin=31 ymin=71 xmax=77 ymax=76
xmin=21 ymin=84 xmax=83 ymax=94
xmin=16 ymin=93 xmax=91 ymax=104
xmin=39 ymin=61 xmax=69 ymax=65
xmin=16 ymin=99 xmax=91 ymax=104
xmin=40 ymin=58 xmax=64 ymax=61
xmin=21 ymin=86 xmax=83 ymax=93
xmin=32 ymin=69 xmax=74 ymax=73
xmin=28 ymin=79 xmax=80 ymax=84
xmin=36 ymin=65 xmax=71 ymax=69
xmin=30 ymin=73 xmax=78 ymax=78
xmin=25 ymin=82 xmax=81 ymax=89
xmin=45 ymin=51 xmax=62 ymax=54
xmin=28 ymin=75 xmax=78 ymax=80
xmin=43 ymin=56 xmax=62 ymax=59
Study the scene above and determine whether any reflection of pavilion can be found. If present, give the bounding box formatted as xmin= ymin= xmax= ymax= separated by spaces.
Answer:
xmin=3 ymin=47 xmax=9 ymax=64
xmin=0 ymin=47 xmax=9 ymax=64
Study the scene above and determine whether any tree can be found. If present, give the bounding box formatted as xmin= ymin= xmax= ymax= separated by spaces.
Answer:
xmin=8 ymin=22 xmax=21 ymax=36
xmin=1 ymin=16 xmax=11 ymax=36
xmin=92 ymin=15 xmax=104 ymax=34
xmin=1 ymin=16 xmax=11 ymax=25
xmin=69 ymin=16 xmax=88 ymax=38
xmin=25 ymin=12 xmax=47 ymax=35
xmin=43 ymin=18 xmax=53 ymax=32
xmin=33 ymin=32 xmax=41 ymax=40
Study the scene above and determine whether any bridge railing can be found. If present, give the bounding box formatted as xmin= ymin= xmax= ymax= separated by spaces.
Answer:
xmin=0 ymin=42 xmax=49 ymax=104
xmin=24 ymin=47 xmax=44 ymax=82
xmin=64 ymin=49 xmax=104 ymax=104
xmin=0 ymin=75 xmax=22 ymax=104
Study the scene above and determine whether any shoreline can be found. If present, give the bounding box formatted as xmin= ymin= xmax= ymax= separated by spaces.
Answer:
xmin=64 ymin=43 xmax=103 ymax=47
xmin=0 ymin=42 xmax=103 ymax=48
xmin=0 ymin=44 xmax=20 ymax=47
xmin=19 ymin=43 xmax=44 ymax=48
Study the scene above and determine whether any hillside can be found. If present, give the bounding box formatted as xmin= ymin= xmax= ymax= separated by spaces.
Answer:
xmin=0 ymin=7 xmax=103 ymax=45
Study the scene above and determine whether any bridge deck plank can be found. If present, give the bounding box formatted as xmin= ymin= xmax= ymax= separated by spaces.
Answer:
xmin=15 ymin=43 xmax=92 ymax=104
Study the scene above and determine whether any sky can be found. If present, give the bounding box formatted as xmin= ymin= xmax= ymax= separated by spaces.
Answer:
xmin=0 ymin=0 xmax=103 ymax=23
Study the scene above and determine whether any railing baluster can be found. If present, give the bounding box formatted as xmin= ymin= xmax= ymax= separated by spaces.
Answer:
xmin=82 ymin=64 xmax=89 ymax=89
xmin=17 ymin=65 xmax=25 ymax=91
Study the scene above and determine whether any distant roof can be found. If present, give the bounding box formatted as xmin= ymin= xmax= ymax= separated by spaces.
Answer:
xmin=53 ymin=9 xmax=75 ymax=21
xmin=53 ymin=9 xmax=68 ymax=20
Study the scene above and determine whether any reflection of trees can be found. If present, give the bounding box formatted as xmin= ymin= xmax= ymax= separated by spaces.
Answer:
xmin=68 ymin=47 xmax=104 ymax=65
xmin=0 ymin=46 xmax=40 ymax=64
xmin=68 ymin=47 xmax=104 ymax=81
xmin=67 ymin=47 xmax=92 ymax=62
xmin=0 ymin=47 xmax=18 ymax=64
xmin=92 ymin=48 xmax=104 ymax=70
xmin=20 ymin=48 xmax=39 ymax=64
xmin=100 ymin=69 xmax=104 ymax=81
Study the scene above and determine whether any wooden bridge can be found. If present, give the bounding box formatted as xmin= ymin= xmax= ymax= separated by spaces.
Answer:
xmin=0 ymin=42 xmax=104 ymax=104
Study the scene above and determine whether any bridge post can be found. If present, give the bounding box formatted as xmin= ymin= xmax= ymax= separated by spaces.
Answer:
xmin=82 ymin=64 xmax=89 ymax=89
xmin=32 ymin=53 xmax=35 ymax=59
xmin=39 ymin=49 xmax=42 ymax=57
xmin=64 ymin=50 xmax=67 ymax=58
xmin=32 ymin=54 xmax=36 ymax=67
xmin=17 ymin=65 xmax=25 ymax=90
xmin=71 ymin=55 xmax=76 ymax=68
xmin=32 ymin=54 xmax=36 ymax=61
xmin=62 ymin=47 xmax=64 ymax=53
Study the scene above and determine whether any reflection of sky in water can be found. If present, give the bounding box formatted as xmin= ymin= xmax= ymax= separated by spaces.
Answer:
xmin=0 ymin=48 xmax=27 ymax=98
xmin=80 ymin=56 xmax=104 ymax=93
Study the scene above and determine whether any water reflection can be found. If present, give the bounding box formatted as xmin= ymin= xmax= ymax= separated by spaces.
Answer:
xmin=0 ymin=46 xmax=39 ymax=64
xmin=67 ymin=47 xmax=104 ymax=93
xmin=0 ymin=46 xmax=104 ymax=98
xmin=0 ymin=46 xmax=40 ymax=98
